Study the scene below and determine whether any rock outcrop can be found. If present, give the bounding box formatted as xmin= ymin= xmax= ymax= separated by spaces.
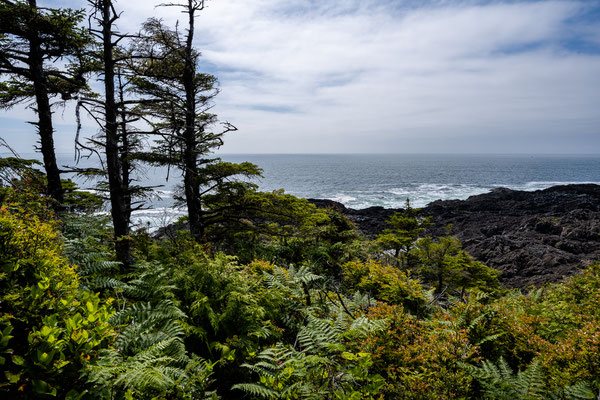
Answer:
xmin=311 ymin=184 xmax=600 ymax=288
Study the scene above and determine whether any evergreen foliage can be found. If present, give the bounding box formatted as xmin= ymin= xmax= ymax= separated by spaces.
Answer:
xmin=416 ymin=235 xmax=501 ymax=294
xmin=61 ymin=213 xmax=120 ymax=291
xmin=467 ymin=357 xmax=547 ymax=399
xmin=376 ymin=199 xmax=430 ymax=268
xmin=466 ymin=357 xmax=598 ymax=399
xmin=2 ymin=176 xmax=600 ymax=399
xmin=127 ymin=9 xmax=261 ymax=242
xmin=1 ymin=2 xmax=599 ymax=399
xmin=86 ymin=260 xmax=218 ymax=399
xmin=0 ymin=0 xmax=92 ymax=205
xmin=341 ymin=259 xmax=428 ymax=314
xmin=232 ymin=291 xmax=386 ymax=399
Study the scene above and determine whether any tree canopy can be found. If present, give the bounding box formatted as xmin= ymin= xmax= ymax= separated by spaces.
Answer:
xmin=0 ymin=0 xmax=91 ymax=205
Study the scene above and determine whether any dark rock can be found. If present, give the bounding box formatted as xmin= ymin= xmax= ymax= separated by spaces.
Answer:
xmin=307 ymin=198 xmax=347 ymax=212
xmin=312 ymin=184 xmax=600 ymax=288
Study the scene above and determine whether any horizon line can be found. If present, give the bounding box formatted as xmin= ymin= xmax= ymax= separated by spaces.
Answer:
xmin=4 ymin=151 xmax=600 ymax=157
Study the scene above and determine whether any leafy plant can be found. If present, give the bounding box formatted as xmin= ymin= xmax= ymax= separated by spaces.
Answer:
xmin=466 ymin=357 xmax=547 ymax=400
xmin=341 ymin=259 xmax=427 ymax=314
xmin=0 ymin=203 xmax=114 ymax=398
xmin=233 ymin=314 xmax=386 ymax=399
xmin=376 ymin=199 xmax=430 ymax=268
xmin=87 ymin=261 xmax=218 ymax=399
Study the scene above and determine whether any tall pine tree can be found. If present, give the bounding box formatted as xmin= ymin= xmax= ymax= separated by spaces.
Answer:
xmin=0 ymin=0 xmax=91 ymax=206
xmin=85 ymin=0 xmax=133 ymax=267
xmin=129 ymin=1 xmax=260 ymax=242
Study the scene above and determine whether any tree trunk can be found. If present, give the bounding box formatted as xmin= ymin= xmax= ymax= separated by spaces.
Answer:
xmin=437 ymin=268 xmax=444 ymax=294
xmin=182 ymin=0 xmax=204 ymax=242
xmin=100 ymin=0 xmax=131 ymax=268
xmin=118 ymin=73 xmax=132 ymax=226
xmin=27 ymin=0 xmax=63 ymax=206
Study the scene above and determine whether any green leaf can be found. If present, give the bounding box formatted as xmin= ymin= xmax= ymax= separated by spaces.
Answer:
xmin=40 ymin=325 xmax=52 ymax=337
xmin=2 ymin=325 xmax=13 ymax=336
xmin=0 ymin=333 xmax=11 ymax=347
xmin=4 ymin=370 xmax=22 ymax=384
xmin=36 ymin=349 xmax=55 ymax=365
xmin=38 ymin=278 xmax=50 ymax=290
xmin=65 ymin=390 xmax=87 ymax=400
xmin=55 ymin=360 xmax=70 ymax=370
xmin=32 ymin=379 xmax=57 ymax=396
xmin=12 ymin=355 xmax=25 ymax=366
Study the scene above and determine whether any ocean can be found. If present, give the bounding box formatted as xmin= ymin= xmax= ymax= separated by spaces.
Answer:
xmin=221 ymin=154 xmax=600 ymax=209
xmin=6 ymin=153 xmax=600 ymax=230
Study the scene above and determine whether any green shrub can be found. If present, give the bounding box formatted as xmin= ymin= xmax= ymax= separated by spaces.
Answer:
xmin=0 ymin=205 xmax=114 ymax=398
xmin=341 ymin=259 xmax=427 ymax=313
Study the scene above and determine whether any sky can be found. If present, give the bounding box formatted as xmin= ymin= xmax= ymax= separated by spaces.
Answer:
xmin=1 ymin=0 xmax=600 ymax=154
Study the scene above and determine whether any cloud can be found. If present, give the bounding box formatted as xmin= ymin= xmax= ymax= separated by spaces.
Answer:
xmin=181 ymin=0 xmax=598 ymax=153
xmin=3 ymin=0 xmax=600 ymax=153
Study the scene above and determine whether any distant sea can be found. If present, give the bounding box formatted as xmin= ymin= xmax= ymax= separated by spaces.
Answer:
xmin=7 ymin=153 xmax=600 ymax=230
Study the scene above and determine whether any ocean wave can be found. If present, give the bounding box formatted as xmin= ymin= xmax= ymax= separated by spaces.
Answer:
xmin=326 ymin=181 xmax=600 ymax=210
xmin=129 ymin=208 xmax=186 ymax=232
xmin=520 ymin=181 xmax=600 ymax=189
xmin=328 ymin=194 xmax=357 ymax=203
xmin=386 ymin=184 xmax=492 ymax=207
xmin=98 ymin=180 xmax=600 ymax=231
xmin=131 ymin=208 xmax=185 ymax=216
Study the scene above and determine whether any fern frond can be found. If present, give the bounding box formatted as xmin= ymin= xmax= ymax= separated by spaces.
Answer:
xmin=348 ymin=316 xmax=386 ymax=337
xmin=466 ymin=357 xmax=549 ymax=400
xmin=231 ymin=383 xmax=279 ymax=399
xmin=294 ymin=265 xmax=323 ymax=286
xmin=515 ymin=360 xmax=546 ymax=399
xmin=93 ymin=276 xmax=126 ymax=290
xmin=563 ymin=381 xmax=598 ymax=399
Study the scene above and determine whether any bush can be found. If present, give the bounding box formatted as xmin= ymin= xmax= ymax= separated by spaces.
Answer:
xmin=353 ymin=303 xmax=476 ymax=399
xmin=341 ymin=259 xmax=427 ymax=314
xmin=0 ymin=205 xmax=114 ymax=398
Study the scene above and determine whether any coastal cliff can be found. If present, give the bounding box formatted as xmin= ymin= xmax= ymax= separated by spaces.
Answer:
xmin=310 ymin=184 xmax=600 ymax=288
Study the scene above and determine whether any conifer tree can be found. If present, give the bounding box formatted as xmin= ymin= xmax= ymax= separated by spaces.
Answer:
xmin=85 ymin=0 xmax=134 ymax=267
xmin=377 ymin=199 xmax=431 ymax=268
xmin=129 ymin=1 xmax=261 ymax=242
xmin=416 ymin=235 xmax=499 ymax=294
xmin=0 ymin=0 xmax=90 ymax=206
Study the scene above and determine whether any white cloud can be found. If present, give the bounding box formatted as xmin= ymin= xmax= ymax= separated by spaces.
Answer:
xmin=173 ymin=0 xmax=597 ymax=153
xmin=3 ymin=0 xmax=600 ymax=153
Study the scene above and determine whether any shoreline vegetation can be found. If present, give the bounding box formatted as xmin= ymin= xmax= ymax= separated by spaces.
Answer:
xmin=1 ymin=174 xmax=599 ymax=398
xmin=1 ymin=0 xmax=599 ymax=398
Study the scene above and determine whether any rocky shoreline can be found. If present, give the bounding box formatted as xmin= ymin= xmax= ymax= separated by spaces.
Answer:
xmin=310 ymin=184 xmax=600 ymax=288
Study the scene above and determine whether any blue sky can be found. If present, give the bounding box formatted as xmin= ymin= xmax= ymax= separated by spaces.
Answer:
xmin=2 ymin=0 xmax=600 ymax=154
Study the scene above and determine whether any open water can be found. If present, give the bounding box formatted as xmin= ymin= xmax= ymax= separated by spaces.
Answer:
xmin=9 ymin=153 xmax=600 ymax=230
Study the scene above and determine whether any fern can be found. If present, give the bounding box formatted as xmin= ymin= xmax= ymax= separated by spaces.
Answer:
xmin=562 ymin=381 xmax=599 ymax=400
xmin=466 ymin=357 xmax=548 ymax=400
xmin=293 ymin=265 xmax=324 ymax=287
xmin=120 ymin=261 xmax=179 ymax=301
xmin=234 ymin=288 xmax=385 ymax=400
xmin=348 ymin=316 xmax=387 ymax=336
xmin=85 ymin=259 xmax=217 ymax=398
xmin=297 ymin=315 xmax=341 ymax=353
xmin=64 ymin=237 xmax=121 ymax=288
xmin=232 ymin=383 xmax=279 ymax=399
xmin=515 ymin=360 xmax=546 ymax=399
xmin=61 ymin=213 xmax=123 ymax=292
